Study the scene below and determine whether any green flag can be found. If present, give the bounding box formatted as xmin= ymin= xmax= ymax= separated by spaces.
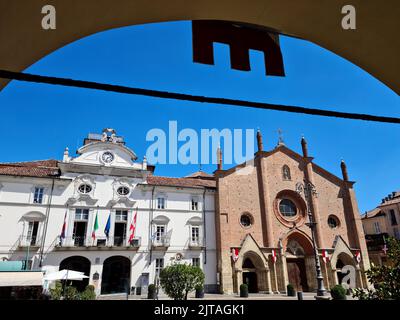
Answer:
xmin=91 ymin=212 xmax=99 ymax=240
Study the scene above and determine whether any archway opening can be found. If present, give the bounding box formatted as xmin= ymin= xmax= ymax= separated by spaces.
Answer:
xmin=336 ymin=253 xmax=354 ymax=285
xmin=284 ymin=232 xmax=314 ymax=292
xmin=241 ymin=253 xmax=265 ymax=293
xmin=59 ymin=256 xmax=91 ymax=292
xmin=101 ymin=256 xmax=131 ymax=294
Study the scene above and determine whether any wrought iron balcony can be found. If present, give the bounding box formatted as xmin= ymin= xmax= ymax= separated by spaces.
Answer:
xmin=188 ymin=237 xmax=205 ymax=249
xmin=18 ymin=235 xmax=41 ymax=247
xmin=152 ymin=235 xmax=170 ymax=248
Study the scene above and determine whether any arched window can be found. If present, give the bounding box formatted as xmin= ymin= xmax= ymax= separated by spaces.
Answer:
xmin=282 ymin=165 xmax=291 ymax=180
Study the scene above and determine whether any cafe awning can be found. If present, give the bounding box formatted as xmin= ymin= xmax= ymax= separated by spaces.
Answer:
xmin=0 ymin=271 xmax=43 ymax=287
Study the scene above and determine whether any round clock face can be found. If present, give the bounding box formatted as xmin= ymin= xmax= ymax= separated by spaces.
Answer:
xmin=102 ymin=151 xmax=114 ymax=163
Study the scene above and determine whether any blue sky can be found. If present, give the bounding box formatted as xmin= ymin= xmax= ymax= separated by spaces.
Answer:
xmin=0 ymin=21 xmax=398 ymax=213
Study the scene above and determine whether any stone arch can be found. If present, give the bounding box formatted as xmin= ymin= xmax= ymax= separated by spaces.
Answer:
xmin=0 ymin=2 xmax=397 ymax=94
xmin=282 ymin=229 xmax=314 ymax=256
xmin=59 ymin=255 xmax=91 ymax=291
xmin=101 ymin=255 xmax=131 ymax=294
xmin=233 ymin=235 xmax=271 ymax=294
xmin=282 ymin=230 xmax=314 ymax=292
xmin=330 ymin=236 xmax=355 ymax=269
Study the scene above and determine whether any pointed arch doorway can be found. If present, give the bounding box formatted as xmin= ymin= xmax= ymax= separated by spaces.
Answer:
xmin=242 ymin=257 xmax=258 ymax=293
xmin=284 ymin=232 xmax=314 ymax=292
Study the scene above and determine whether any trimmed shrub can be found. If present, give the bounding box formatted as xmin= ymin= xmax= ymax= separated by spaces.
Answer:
xmin=148 ymin=284 xmax=156 ymax=299
xmin=195 ymin=284 xmax=204 ymax=298
xmin=287 ymin=283 xmax=296 ymax=296
xmin=240 ymin=284 xmax=248 ymax=298
xmin=330 ymin=284 xmax=347 ymax=300
xmin=79 ymin=285 xmax=96 ymax=300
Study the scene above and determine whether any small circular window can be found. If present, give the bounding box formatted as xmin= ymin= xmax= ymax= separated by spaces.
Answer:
xmin=328 ymin=215 xmax=340 ymax=229
xmin=117 ymin=186 xmax=130 ymax=196
xmin=240 ymin=214 xmax=252 ymax=227
xmin=279 ymin=199 xmax=297 ymax=217
xmin=78 ymin=184 xmax=92 ymax=194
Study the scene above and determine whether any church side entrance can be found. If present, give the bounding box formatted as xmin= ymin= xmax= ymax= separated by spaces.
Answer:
xmin=242 ymin=272 xmax=258 ymax=293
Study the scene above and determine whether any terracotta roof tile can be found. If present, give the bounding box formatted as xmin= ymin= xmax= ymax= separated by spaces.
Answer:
xmin=0 ymin=159 xmax=60 ymax=178
xmin=146 ymin=175 xmax=216 ymax=188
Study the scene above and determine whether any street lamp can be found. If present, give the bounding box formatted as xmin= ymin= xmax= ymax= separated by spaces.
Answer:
xmin=295 ymin=180 xmax=328 ymax=299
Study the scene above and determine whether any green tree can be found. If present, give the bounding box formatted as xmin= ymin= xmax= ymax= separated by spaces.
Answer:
xmin=353 ymin=237 xmax=400 ymax=300
xmin=79 ymin=285 xmax=96 ymax=300
xmin=159 ymin=263 xmax=205 ymax=300
xmin=49 ymin=281 xmax=63 ymax=300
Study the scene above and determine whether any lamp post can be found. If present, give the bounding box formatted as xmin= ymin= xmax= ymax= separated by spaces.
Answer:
xmin=295 ymin=180 xmax=328 ymax=299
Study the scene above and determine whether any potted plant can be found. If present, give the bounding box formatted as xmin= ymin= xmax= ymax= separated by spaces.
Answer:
xmin=330 ymin=284 xmax=347 ymax=300
xmin=147 ymin=284 xmax=156 ymax=299
xmin=240 ymin=284 xmax=248 ymax=298
xmin=195 ymin=284 xmax=204 ymax=298
xmin=287 ymin=283 xmax=296 ymax=297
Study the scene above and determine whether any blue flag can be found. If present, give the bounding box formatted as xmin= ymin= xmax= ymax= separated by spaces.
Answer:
xmin=104 ymin=213 xmax=111 ymax=238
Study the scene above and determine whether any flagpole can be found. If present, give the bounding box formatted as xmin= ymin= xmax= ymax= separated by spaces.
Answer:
xmin=272 ymin=253 xmax=279 ymax=293
xmin=323 ymin=259 xmax=330 ymax=290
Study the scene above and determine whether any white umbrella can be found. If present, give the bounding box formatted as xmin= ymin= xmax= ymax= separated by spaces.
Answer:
xmin=44 ymin=269 xmax=89 ymax=281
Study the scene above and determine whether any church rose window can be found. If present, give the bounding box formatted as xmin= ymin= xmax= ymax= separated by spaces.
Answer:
xmin=78 ymin=184 xmax=92 ymax=194
xmin=240 ymin=214 xmax=252 ymax=227
xmin=328 ymin=215 xmax=340 ymax=229
xmin=117 ymin=186 xmax=130 ymax=196
xmin=279 ymin=199 xmax=297 ymax=217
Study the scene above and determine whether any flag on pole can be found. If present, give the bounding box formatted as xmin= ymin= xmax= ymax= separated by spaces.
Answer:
xmin=60 ymin=211 xmax=67 ymax=240
xmin=92 ymin=212 xmax=99 ymax=240
xmin=322 ymin=250 xmax=330 ymax=264
xmin=129 ymin=209 xmax=138 ymax=243
xmin=355 ymin=251 xmax=361 ymax=264
xmin=271 ymin=249 xmax=277 ymax=263
xmin=231 ymin=248 xmax=239 ymax=262
xmin=104 ymin=213 xmax=111 ymax=239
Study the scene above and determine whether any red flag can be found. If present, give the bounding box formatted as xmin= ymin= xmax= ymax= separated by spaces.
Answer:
xmin=231 ymin=248 xmax=239 ymax=262
xmin=271 ymin=249 xmax=277 ymax=263
xmin=355 ymin=251 xmax=361 ymax=264
xmin=129 ymin=210 xmax=137 ymax=242
xmin=322 ymin=250 xmax=330 ymax=264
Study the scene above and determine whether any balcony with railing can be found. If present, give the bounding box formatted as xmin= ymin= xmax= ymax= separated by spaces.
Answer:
xmin=188 ymin=236 xmax=205 ymax=249
xmin=18 ymin=235 xmax=42 ymax=247
xmin=54 ymin=236 xmax=141 ymax=250
xmin=152 ymin=235 xmax=170 ymax=249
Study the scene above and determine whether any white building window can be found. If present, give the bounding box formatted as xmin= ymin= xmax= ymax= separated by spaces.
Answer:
xmin=394 ymin=228 xmax=400 ymax=240
xmin=115 ymin=210 xmax=128 ymax=222
xmin=191 ymin=226 xmax=200 ymax=242
xmin=26 ymin=221 xmax=40 ymax=246
xmin=75 ymin=208 xmax=89 ymax=220
xmin=157 ymin=197 xmax=166 ymax=209
xmin=192 ymin=258 xmax=200 ymax=267
xmin=155 ymin=258 xmax=164 ymax=277
xmin=33 ymin=187 xmax=44 ymax=204
xmin=155 ymin=225 xmax=165 ymax=241
xmin=191 ymin=198 xmax=199 ymax=211
xmin=373 ymin=221 xmax=381 ymax=234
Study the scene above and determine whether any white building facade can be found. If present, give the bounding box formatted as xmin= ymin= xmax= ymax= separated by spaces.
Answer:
xmin=0 ymin=129 xmax=217 ymax=296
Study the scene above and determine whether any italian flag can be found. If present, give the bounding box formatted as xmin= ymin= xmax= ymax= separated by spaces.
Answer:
xmin=92 ymin=212 xmax=99 ymax=240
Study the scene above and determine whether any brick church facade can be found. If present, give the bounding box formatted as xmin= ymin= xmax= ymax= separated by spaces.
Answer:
xmin=214 ymin=131 xmax=370 ymax=294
